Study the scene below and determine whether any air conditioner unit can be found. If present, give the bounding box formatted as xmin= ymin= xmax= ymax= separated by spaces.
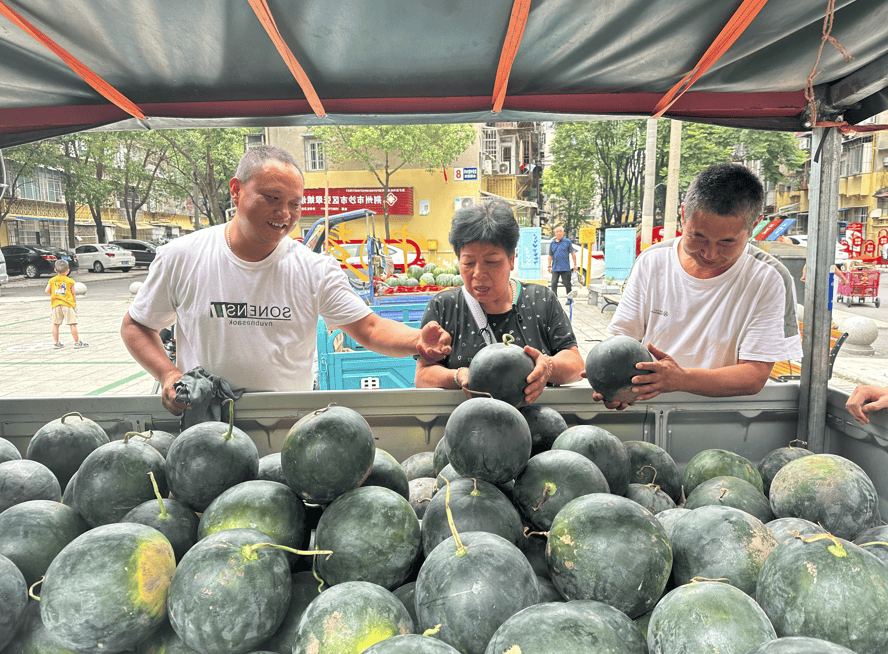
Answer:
xmin=882 ymin=156 xmax=888 ymax=168
xmin=454 ymin=197 xmax=476 ymax=211
xmin=482 ymin=159 xmax=493 ymax=175
xmin=497 ymin=160 xmax=511 ymax=174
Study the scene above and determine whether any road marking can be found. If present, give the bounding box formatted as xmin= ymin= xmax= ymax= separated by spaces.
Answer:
xmin=0 ymin=361 xmax=136 ymax=365
xmin=87 ymin=371 xmax=150 ymax=395
xmin=6 ymin=343 xmax=57 ymax=352
xmin=0 ymin=318 xmax=46 ymax=328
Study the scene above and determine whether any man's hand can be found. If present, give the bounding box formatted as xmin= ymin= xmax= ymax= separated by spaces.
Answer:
xmin=160 ymin=369 xmax=190 ymax=416
xmin=629 ymin=343 xmax=686 ymax=401
xmin=522 ymin=346 xmax=553 ymax=405
xmin=846 ymin=385 xmax=888 ymax=424
xmin=416 ymin=321 xmax=452 ymax=362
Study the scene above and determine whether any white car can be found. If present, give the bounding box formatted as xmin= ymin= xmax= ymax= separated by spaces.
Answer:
xmin=786 ymin=234 xmax=848 ymax=261
xmin=75 ymin=244 xmax=136 ymax=273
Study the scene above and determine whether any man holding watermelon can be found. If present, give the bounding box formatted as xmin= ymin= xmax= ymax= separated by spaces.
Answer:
xmin=121 ymin=145 xmax=451 ymax=415
xmin=600 ymin=163 xmax=802 ymax=409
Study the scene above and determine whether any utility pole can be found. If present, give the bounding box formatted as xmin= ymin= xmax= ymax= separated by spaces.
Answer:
xmin=664 ymin=120 xmax=682 ymax=239
xmin=640 ymin=118 xmax=658 ymax=249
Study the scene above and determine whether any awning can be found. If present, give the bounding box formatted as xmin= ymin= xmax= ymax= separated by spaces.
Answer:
xmin=874 ymin=188 xmax=888 ymax=199
xmin=838 ymin=206 xmax=870 ymax=210
xmin=480 ymin=191 xmax=538 ymax=209
xmin=778 ymin=203 xmax=799 ymax=215
xmin=12 ymin=215 xmax=66 ymax=222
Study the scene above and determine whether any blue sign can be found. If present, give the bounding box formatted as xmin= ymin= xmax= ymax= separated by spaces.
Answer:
xmin=766 ymin=218 xmax=797 ymax=241
xmin=517 ymin=227 xmax=542 ymax=280
xmin=462 ymin=167 xmax=478 ymax=181
xmin=604 ymin=228 xmax=636 ymax=281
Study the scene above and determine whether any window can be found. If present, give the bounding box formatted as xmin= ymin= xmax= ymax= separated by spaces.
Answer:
xmin=482 ymin=128 xmax=498 ymax=159
xmin=244 ymin=133 xmax=265 ymax=150
xmin=842 ymin=136 xmax=873 ymax=176
xmin=305 ymin=140 xmax=325 ymax=171
xmin=17 ymin=175 xmax=39 ymax=200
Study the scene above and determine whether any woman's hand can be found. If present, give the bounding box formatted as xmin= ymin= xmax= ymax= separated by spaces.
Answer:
xmin=523 ymin=346 xmax=554 ymax=405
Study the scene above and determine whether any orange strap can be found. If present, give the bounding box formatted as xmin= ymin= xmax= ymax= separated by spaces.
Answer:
xmin=0 ymin=1 xmax=145 ymax=120
xmin=492 ymin=0 xmax=532 ymax=113
xmin=652 ymin=0 xmax=769 ymax=119
xmin=247 ymin=0 xmax=326 ymax=118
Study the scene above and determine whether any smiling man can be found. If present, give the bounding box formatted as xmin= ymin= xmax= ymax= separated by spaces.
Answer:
xmin=600 ymin=163 xmax=802 ymax=408
xmin=122 ymin=145 xmax=450 ymax=415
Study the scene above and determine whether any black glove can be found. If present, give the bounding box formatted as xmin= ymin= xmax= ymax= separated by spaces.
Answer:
xmin=173 ymin=366 xmax=245 ymax=431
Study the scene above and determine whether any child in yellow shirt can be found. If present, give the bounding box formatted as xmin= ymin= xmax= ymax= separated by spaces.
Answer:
xmin=45 ymin=260 xmax=88 ymax=348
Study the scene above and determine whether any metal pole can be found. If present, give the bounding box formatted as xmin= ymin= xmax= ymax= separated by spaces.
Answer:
xmin=640 ymin=118 xmax=658 ymax=249
xmin=664 ymin=120 xmax=682 ymax=239
xmin=798 ymin=127 xmax=841 ymax=452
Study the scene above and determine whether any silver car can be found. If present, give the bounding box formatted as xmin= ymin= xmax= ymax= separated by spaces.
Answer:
xmin=74 ymin=244 xmax=136 ymax=273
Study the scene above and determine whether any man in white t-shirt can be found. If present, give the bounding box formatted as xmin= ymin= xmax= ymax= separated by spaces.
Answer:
xmin=122 ymin=145 xmax=451 ymax=415
xmin=601 ymin=163 xmax=802 ymax=409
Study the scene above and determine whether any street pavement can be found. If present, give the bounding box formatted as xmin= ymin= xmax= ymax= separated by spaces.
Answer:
xmin=2 ymin=271 xmax=887 ymax=399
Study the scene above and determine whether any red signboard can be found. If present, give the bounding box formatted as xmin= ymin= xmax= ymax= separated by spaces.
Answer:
xmin=301 ymin=187 xmax=414 ymax=216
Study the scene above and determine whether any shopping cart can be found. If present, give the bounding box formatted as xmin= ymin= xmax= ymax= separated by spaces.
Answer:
xmin=836 ymin=269 xmax=881 ymax=307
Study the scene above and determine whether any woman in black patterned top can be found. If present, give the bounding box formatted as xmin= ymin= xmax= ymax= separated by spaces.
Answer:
xmin=414 ymin=200 xmax=584 ymax=405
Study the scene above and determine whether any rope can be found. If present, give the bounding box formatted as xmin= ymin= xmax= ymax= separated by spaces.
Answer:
xmin=492 ymin=0 xmax=532 ymax=113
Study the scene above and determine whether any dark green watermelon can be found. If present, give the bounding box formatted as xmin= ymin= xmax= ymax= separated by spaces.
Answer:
xmin=128 ymin=429 xmax=177 ymax=459
xmin=584 ymin=335 xmax=653 ymax=403
xmin=408 ymin=477 xmax=436 ymax=519
xmin=0 ymin=553 xmax=28 ymax=652
xmin=522 ymin=531 xmax=550 ymax=579
xmin=0 ymin=499 xmax=89 ymax=586
xmin=536 ymin=576 xmax=565 ymax=603
xmin=756 ymin=533 xmax=888 ymax=653
xmin=256 ymin=571 xmax=324 ymax=654
xmin=168 ymin=528 xmax=292 ymax=654
xmin=853 ymin=525 xmax=888 ymax=566
xmin=443 ymin=397 xmax=531 ymax=485
xmin=401 ymin=451 xmax=435 ymax=481
xmin=745 ymin=637 xmax=858 ymax=653
xmin=682 ymin=448 xmax=763 ymax=496
xmin=73 ymin=436 xmax=168 ymax=527
xmin=315 ymin=486 xmax=421 ymax=590
xmin=362 ymin=448 xmax=410 ymax=500
xmin=654 ymin=507 xmax=690 ymax=540
xmin=121 ymin=492 xmax=200 ymax=564
xmin=198 ymin=480 xmax=307 ymax=566
xmin=669 ymin=505 xmax=777 ymax=596
xmin=392 ymin=581 xmax=418 ymax=629
xmin=0 ymin=436 xmax=21 ymax=464
xmin=484 ymin=601 xmax=634 ymax=654
xmin=512 ymin=449 xmax=610 ymax=530
xmin=25 ymin=412 xmax=109 ymax=490
xmin=292 ymin=581 xmax=412 ymax=654
xmin=624 ymin=482 xmax=676 ymax=514
xmin=466 ymin=335 xmax=535 ymax=407
xmin=623 ymin=440 xmax=683 ymax=503
xmin=648 ymin=581 xmax=776 ymax=654
xmin=684 ymin=475 xmax=774 ymax=523
xmin=757 ymin=444 xmax=814 ymax=496
xmin=551 ymin=424 xmax=630 ymax=495
xmin=41 ymin=522 xmax=176 ymax=654
xmin=0 ymin=459 xmax=61 ymax=513
xmin=415 ymin=530 xmax=539 ymax=654
xmin=363 ymin=634 xmax=461 ymax=653
xmin=433 ymin=437 xmax=449 ymax=477
xmin=765 ymin=517 xmax=826 ymax=545
xmin=768 ymin=453 xmax=880 ymax=541
xmin=136 ymin=619 xmax=202 ymax=654
xmin=257 ymin=453 xmax=288 ymax=485
xmin=520 ymin=405 xmax=569 ymax=455
xmin=546 ymin=493 xmax=672 ymax=618
xmin=434 ymin=463 xmax=462 ymax=491
xmin=281 ymin=405 xmax=375 ymax=505
xmin=421 ymin=477 xmax=523 ymax=557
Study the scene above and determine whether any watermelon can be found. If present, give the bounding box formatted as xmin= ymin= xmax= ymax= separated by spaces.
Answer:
xmin=519 ymin=405 xmax=568 ymax=455
xmin=451 ymin=276 xmax=464 ymax=287
xmin=653 ymin=507 xmax=690 ymax=540
xmin=0 ymin=459 xmax=61 ymax=513
xmin=127 ymin=429 xmax=177 ymax=459
xmin=257 ymin=570 xmax=324 ymax=654
xmin=682 ymin=448 xmax=764 ymax=496
xmin=405 ymin=277 xmax=421 ymax=287
xmin=756 ymin=532 xmax=888 ymax=653
xmin=292 ymin=581 xmax=412 ymax=654
xmin=768 ymin=453 xmax=880 ymax=540
xmin=121 ymin=488 xmax=200 ymax=564
xmin=315 ymin=486 xmax=421 ymax=590
xmin=683 ymin=475 xmax=774 ymax=523
xmin=551 ymin=424 xmax=630 ymax=496
xmin=0 ymin=553 xmax=27 ymax=652
xmin=434 ymin=463 xmax=462 ymax=490
xmin=443 ymin=397 xmax=531 ymax=484
xmin=853 ymin=524 xmax=888 ymax=566
xmin=484 ymin=601 xmax=637 ymax=654
xmin=648 ymin=581 xmax=777 ymax=654
xmin=435 ymin=273 xmax=451 ymax=287
xmin=386 ymin=276 xmax=401 ymax=287
xmin=257 ymin=452 xmax=288 ymax=485
xmin=168 ymin=528 xmax=292 ymax=654
xmin=25 ymin=412 xmax=109 ymax=490
xmin=746 ymin=637 xmax=858 ymax=653
xmin=466 ymin=334 xmax=535 ymax=407
xmin=584 ymin=335 xmax=653 ymax=403
xmin=0 ymin=436 xmax=21 ymax=464
xmin=362 ymin=448 xmax=410 ymax=500
xmin=537 ymin=576 xmax=565 ymax=602
xmin=757 ymin=444 xmax=814 ymax=496
xmin=281 ymin=405 xmax=375 ymax=505
xmin=0 ymin=499 xmax=89 ymax=586
xmin=392 ymin=581 xmax=418 ymax=628
xmin=546 ymin=493 xmax=672 ymax=618
xmin=623 ymin=440 xmax=683 ymax=503
xmin=419 ymin=272 xmax=436 ymax=286
xmin=423 ymin=263 xmax=437 ymax=274
xmin=408 ymin=477 xmax=436 ymax=519
xmin=446 ymin=266 xmax=458 ymax=276
xmin=669 ymin=505 xmax=777 ymax=596
xmin=766 ymin=517 xmax=826 ymax=545
xmin=512 ymin=449 xmax=610 ymax=530
xmin=433 ymin=438 xmax=449 ymax=476
xmin=41 ymin=523 xmax=176 ymax=654
xmin=364 ymin=634 xmax=461 ymax=653
xmin=624 ymin=482 xmax=676 ymax=513
xmin=401 ymin=451 xmax=435 ymax=481
xmin=408 ymin=265 xmax=424 ymax=279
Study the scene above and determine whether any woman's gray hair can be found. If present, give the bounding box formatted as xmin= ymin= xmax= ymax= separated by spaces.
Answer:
xmin=683 ymin=163 xmax=764 ymax=232
xmin=234 ymin=145 xmax=302 ymax=185
xmin=449 ymin=199 xmax=520 ymax=257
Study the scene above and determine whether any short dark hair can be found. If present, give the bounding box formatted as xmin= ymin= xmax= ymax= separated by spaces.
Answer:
xmin=683 ymin=163 xmax=764 ymax=231
xmin=234 ymin=145 xmax=302 ymax=185
xmin=449 ymin=199 xmax=520 ymax=257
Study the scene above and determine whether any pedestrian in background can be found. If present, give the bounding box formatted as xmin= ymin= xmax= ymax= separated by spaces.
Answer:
xmin=547 ymin=225 xmax=578 ymax=299
xmin=45 ymin=260 xmax=88 ymax=349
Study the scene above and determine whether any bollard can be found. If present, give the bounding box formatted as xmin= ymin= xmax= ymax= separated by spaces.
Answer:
xmin=129 ymin=281 xmax=143 ymax=296
xmin=74 ymin=282 xmax=87 ymax=297
xmin=838 ymin=316 xmax=878 ymax=356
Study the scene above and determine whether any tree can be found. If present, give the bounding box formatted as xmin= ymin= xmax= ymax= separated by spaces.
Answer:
xmin=312 ymin=125 xmax=477 ymax=238
xmin=156 ymin=129 xmax=253 ymax=227
xmin=542 ymin=123 xmax=598 ymax=237
xmin=107 ymin=131 xmax=169 ymax=238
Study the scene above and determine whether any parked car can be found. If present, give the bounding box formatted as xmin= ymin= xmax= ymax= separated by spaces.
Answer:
xmin=786 ymin=234 xmax=849 ymax=261
xmin=0 ymin=248 xmax=7 ymax=286
xmin=74 ymin=244 xmax=135 ymax=273
xmin=48 ymin=247 xmax=79 ymax=273
xmin=0 ymin=244 xmax=76 ymax=278
xmin=109 ymin=239 xmax=157 ymax=267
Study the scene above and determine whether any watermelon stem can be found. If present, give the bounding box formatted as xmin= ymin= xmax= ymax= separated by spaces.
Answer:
xmin=443 ymin=478 xmax=467 ymax=557
xmin=470 ymin=478 xmax=480 ymax=496
xmin=241 ymin=542 xmax=334 ymax=562
xmin=28 ymin=577 xmax=42 ymax=600
xmin=689 ymin=576 xmax=730 ymax=584
xmin=534 ymin=482 xmax=557 ymax=511
xmin=860 ymin=541 xmax=888 ymax=548
xmin=311 ymin=558 xmax=326 ymax=593
xmin=123 ymin=430 xmax=144 ymax=444
xmin=797 ymin=532 xmax=848 ymax=558
xmin=59 ymin=411 xmax=84 ymax=424
xmin=422 ymin=624 xmax=443 ymax=637
xmin=462 ymin=387 xmax=493 ymax=399
xmin=523 ymin=527 xmax=550 ymax=539
xmin=147 ymin=471 xmax=169 ymax=520
xmin=502 ymin=334 xmax=515 ymax=346
xmin=639 ymin=464 xmax=659 ymax=486
xmin=222 ymin=398 xmax=235 ymax=440
xmin=788 ymin=438 xmax=808 ymax=448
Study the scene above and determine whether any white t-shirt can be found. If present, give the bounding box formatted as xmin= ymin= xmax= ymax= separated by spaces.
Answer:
xmin=607 ymin=238 xmax=803 ymax=369
xmin=128 ymin=225 xmax=371 ymax=392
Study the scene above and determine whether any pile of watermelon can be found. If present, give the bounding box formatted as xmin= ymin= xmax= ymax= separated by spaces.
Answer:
xmin=381 ymin=262 xmax=462 ymax=294
xmin=1 ymin=401 xmax=886 ymax=654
